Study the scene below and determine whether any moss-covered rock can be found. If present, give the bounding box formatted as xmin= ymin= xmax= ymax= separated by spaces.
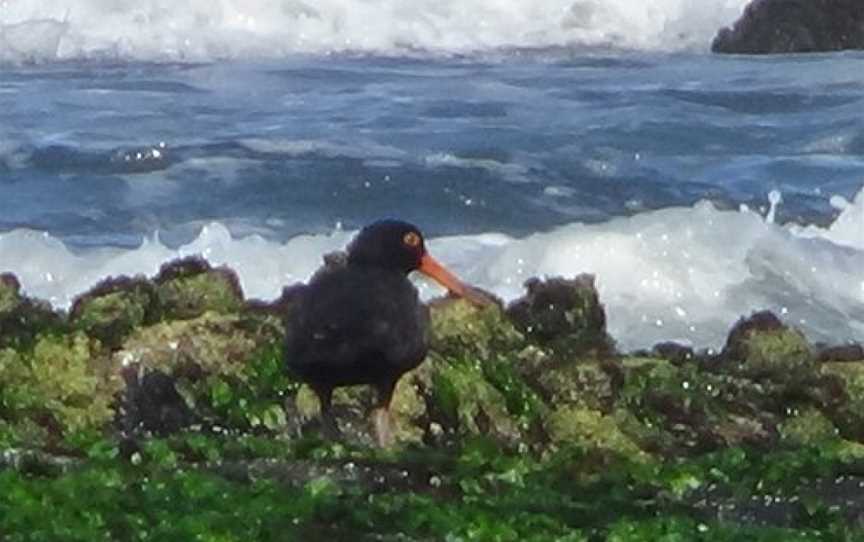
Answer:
xmin=536 ymin=359 xmax=617 ymax=412
xmin=0 ymin=333 xmax=120 ymax=447
xmin=545 ymin=406 xmax=651 ymax=462
xmin=778 ymin=408 xmax=838 ymax=446
xmin=722 ymin=310 xmax=813 ymax=380
xmin=820 ymin=361 xmax=864 ymax=442
xmin=424 ymin=354 xmax=522 ymax=444
xmin=429 ymin=298 xmax=523 ymax=360
xmin=154 ymin=257 xmax=245 ymax=320
xmin=618 ymin=357 xmax=781 ymax=454
xmin=112 ymin=311 xmax=288 ymax=435
xmin=69 ymin=276 xmax=158 ymax=349
xmin=0 ymin=273 xmax=21 ymax=313
xmin=0 ymin=274 xmax=65 ymax=350
xmin=506 ymin=275 xmax=613 ymax=357
xmin=114 ymin=311 xmax=280 ymax=378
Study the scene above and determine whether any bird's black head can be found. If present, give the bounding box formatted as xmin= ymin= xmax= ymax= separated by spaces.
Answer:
xmin=347 ymin=219 xmax=426 ymax=274
xmin=345 ymin=219 xmax=493 ymax=306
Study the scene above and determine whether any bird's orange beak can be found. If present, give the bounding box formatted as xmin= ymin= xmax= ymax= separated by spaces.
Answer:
xmin=418 ymin=253 xmax=492 ymax=307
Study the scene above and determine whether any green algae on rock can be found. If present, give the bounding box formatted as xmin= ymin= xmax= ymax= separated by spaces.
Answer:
xmin=154 ymin=257 xmax=245 ymax=320
xmin=506 ymin=275 xmax=613 ymax=357
xmin=545 ymin=406 xmax=650 ymax=462
xmin=722 ymin=310 xmax=814 ymax=379
xmin=778 ymin=408 xmax=839 ymax=446
xmin=1 ymin=263 xmax=864 ymax=539
xmin=0 ymin=273 xmax=21 ymax=313
xmin=428 ymin=298 xmax=523 ymax=360
xmin=820 ymin=361 xmax=864 ymax=442
xmin=113 ymin=312 xmax=288 ymax=434
xmin=0 ymin=274 xmax=65 ymax=351
xmin=0 ymin=333 xmax=120 ymax=448
xmin=70 ymin=276 xmax=159 ymax=349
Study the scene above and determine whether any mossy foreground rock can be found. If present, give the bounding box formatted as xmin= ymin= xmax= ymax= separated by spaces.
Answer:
xmin=2 ymin=265 xmax=864 ymax=539
xmin=0 ymin=333 xmax=120 ymax=447
xmin=0 ymin=273 xmax=20 ymax=313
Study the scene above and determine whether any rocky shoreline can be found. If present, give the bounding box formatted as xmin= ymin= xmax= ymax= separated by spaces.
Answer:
xmin=712 ymin=0 xmax=864 ymax=54
xmin=1 ymin=256 xmax=863 ymax=539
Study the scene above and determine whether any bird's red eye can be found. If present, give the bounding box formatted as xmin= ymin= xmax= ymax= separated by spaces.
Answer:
xmin=403 ymin=232 xmax=421 ymax=248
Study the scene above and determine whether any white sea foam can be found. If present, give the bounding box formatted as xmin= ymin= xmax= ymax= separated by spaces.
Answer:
xmin=1 ymin=185 xmax=862 ymax=351
xmin=0 ymin=0 xmax=749 ymax=62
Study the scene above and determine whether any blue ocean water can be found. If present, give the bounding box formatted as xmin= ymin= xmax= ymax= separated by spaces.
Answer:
xmin=2 ymin=52 xmax=863 ymax=246
xmin=1 ymin=2 xmax=863 ymax=350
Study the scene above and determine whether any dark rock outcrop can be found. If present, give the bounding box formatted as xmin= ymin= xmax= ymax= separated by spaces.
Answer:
xmin=712 ymin=0 xmax=864 ymax=54
xmin=0 ymin=273 xmax=65 ymax=349
xmin=722 ymin=310 xmax=813 ymax=379
xmin=118 ymin=367 xmax=198 ymax=435
xmin=70 ymin=276 xmax=159 ymax=349
xmin=505 ymin=275 xmax=613 ymax=356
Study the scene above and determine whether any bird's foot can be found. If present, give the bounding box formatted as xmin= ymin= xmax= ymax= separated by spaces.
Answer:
xmin=372 ymin=407 xmax=395 ymax=448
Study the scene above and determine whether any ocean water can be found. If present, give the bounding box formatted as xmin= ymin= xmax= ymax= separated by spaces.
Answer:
xmin=1 ymin=1 xmax=863 ymax=351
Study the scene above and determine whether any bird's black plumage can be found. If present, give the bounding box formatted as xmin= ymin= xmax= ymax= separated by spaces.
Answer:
xmin=283 ymin=220 xmax=479 ymax=446
xmin=285 ymin=265 xmax=430 ymax=389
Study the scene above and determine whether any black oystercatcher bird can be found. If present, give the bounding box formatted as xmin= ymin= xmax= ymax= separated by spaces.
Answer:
xmin=284 ymin=220 xmax=488 ymax=447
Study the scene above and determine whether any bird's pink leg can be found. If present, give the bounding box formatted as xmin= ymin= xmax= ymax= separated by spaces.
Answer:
xmin=372 ymin=379 xmax=397 ymax=448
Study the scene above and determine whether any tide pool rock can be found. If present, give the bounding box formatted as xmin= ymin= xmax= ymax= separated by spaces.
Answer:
xmin=429 ymin=298 xmax=523 ymax=360
xmin=505 ymin=275 xmax=613 ymax=357
xmin=0 ymin=273 xmax=20 ymax=313
xmin=545 ymin=406 xmax=650 ymax=462
xmin=70 ymin=276 xmax=158 ymax=349
xmin=0 ymin=333 xmax=120 ymax=446
xmin=722 ymin=310 xmax=813 ymax=379
xmin=712 ymin=0 xmax=864 ymax=54
xmin=0 ymin=273 xmax=64 ymax=350
xmin=117 ymin=368 xmax=198 ymax=436
xmin=114 ymin=311 xmax=280 ymax=377
xmin=154 ymin=257 xmax=245 ymax=320
xmin=820 ymin=361 xmax=864 ymax=441
xmin=112 ymin=311 xmax=286 ymax=435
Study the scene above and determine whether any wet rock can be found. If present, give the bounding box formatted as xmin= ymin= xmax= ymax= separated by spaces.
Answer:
xmin=712 ymin=0 xmax=864 ymax=54
xmin=722 ymin=311 xmax=813 ymax=379
xmin=816 ymin=343 xmax=864 ymax=363
xmin=70 ymin=276 xmax=158 ymax=349
xmin=0 ymin=333 xmax=121 ymax=445
xmin=652 ymin=342 xmax=695 ymax=365
xmin=110 ymin=311 xmax=288 ymax=436
xmin=536 ymin=359 xmax=616 ymax=412
xmin=820 ymin=362 xmax=864 ymax=441
xmin=618 ymin=357 xmax=781 ymax=455
xmin=0 ymin=273 xmax=21 ymax=313
xmin=118 ymin=366 xmax=198 ymax=435
xmin=421 ymin=355 xmax=523 ymax=445
xmin=0 ymin=273 xmax=64 ymax=350
xmin=114 ymin=311 xmax=281 ymax=378
xmin=429 ymin=298 xmax=523 ymax=360
xmin=778 ymin=407 xmax=838 ymax=446
xmin=545 ymin=406 xmax=650 ymax=461
xmin=154 ymin=257 xmax=245 ymax=320
xmin=506 ymin=275 xmax=612 ymax=357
